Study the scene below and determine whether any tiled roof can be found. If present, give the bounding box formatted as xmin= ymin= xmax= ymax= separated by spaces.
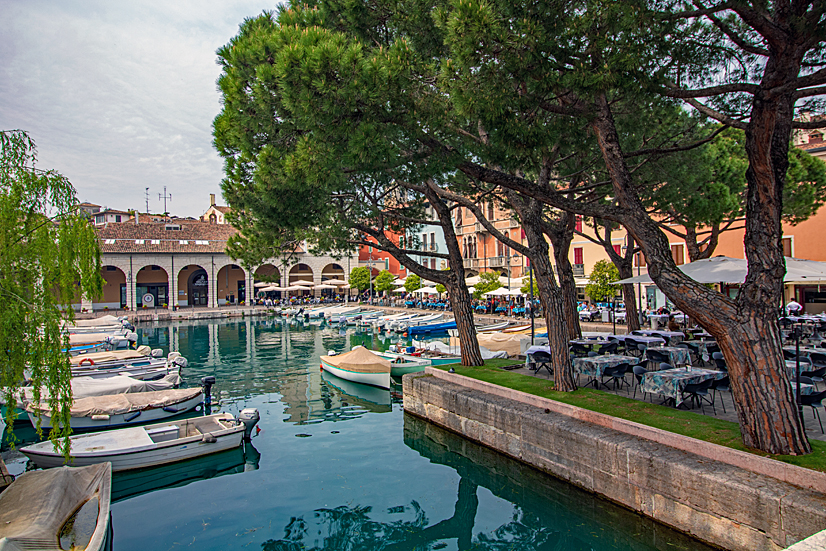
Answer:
xmin=214 ymin=206 xmax=231 ymax=214
xmin=97 ymin=221 xmax=238 ymax=254
xmin=797 ymin=141 xmax=826 ymax=152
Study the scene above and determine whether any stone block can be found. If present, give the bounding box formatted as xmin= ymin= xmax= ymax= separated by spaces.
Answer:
xmin=779 ymin=488 xmax=826 ymax=546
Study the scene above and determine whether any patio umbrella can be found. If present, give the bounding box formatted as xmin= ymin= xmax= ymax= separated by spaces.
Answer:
xmin=415 ymin=286 xmax=439 ymax=294
xmin=465 ymin=275 xmax=482 ymax=286
xmin=322 ymin=278 xmax=348 ymax=285
xmin=614 ymin=256 xmax=826 ymax=285
xmin=393 ymin=278 xmax=407 ymax=286
xmin=315 ymin=284 xmax=337 ymax=289
xmin=253 ymin=281 xmax=272 ymax=288
xmin=290 ymin=279 xmax=315 ymax=287
xmin=261 ymin=285 xmax=282 ymax=292
xmin=284 ymin=285 xmax=311 ymax=292
xmin=485 ymin=287 xmax=523 ymax=296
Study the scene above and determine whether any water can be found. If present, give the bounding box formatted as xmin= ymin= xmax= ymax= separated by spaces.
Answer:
xmin=5 ymin=318 xmax=715 ymax=550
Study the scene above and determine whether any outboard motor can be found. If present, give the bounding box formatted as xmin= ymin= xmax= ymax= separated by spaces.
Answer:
xmin=201 ymin=376 xmax=217 ymax=406
xmin=237 ymin=408 xmax=260 ymax=440
xmin=171 ymin=356 xmax=189 ymax=369
xmin=123 ymin=322 xmax=136 ymax=332
xmin=150 ymin=348 xmax=164 ymax=358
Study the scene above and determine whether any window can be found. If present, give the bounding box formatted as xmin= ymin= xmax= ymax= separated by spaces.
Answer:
xmin=613 ymin=244 xmax=622 ymax=256
xmin=150 ymin=265 xmax=161 ymax=270
xmin=782 ymin=237 xmax=793 ymax=257
xmin=115 ymin=215 xmax=122 ymax=223
xmin=671 ymin=244 xmax=684 ymax=265
xmin=399 ymin=236 xmax=404 ymax=249
xmin=95 ymin=215 xmax=104 ymax=224
xmin=104 ymin=239 xmax=115 ymax=245
xmin=430 ymin=258 xmax=436 ymax=269
xmin=430 ymin=233 xmax=435 ymax=250
xmin=165 ymin=224 xmax=181 ymax=231
xmin=150 ymin=239 xmax=160 ymax=245
xmin=575 ymin=216 xmax=582 ymax=233
xmin=179 ymin=240 xmax=189 ymax=245
xmin=195 ymin=240 xmax=208 ymax=245
xmin=634 ymin=252 xmax=647 ymax=267
xmin=134 ymin=239 xmax=144 ymax=245
xmin=106 ymin=266 xmax=117 ymax=271
xmin=487 ymin=202 xmax=494 ymax=220
xmin=573 ymin=247 xmax=583 ymax=265
xmin=421 ymin=233 xmax=428 ymax=251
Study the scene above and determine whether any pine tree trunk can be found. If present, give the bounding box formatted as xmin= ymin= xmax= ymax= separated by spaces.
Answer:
xmin=445 ymin=273 xmax=484 ymax=366
xmin=549 ymin=221 xmax=582 ymax=340
xmin=523 ymin=214 xmax=577 ymax=391
xmin=589 ymin=90 xmax=810 ymax=455
xmin=617 ymin=262 xmax=640 ymax=332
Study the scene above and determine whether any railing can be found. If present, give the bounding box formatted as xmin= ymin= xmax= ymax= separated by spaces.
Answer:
xmin=474 ymin=222 xmax=488 ymax=233
xmin=573 ymin=264 xmax=585 ymax=277
xmin=462 ymin=258 xmax=481 ymax=269
xmin=489 ymin=256 xmax=506 ymax=267
xmin=505 ymin=219 xmax=520 ymax=228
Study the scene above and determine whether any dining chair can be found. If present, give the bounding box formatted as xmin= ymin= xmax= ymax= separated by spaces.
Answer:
xmin=801 ymin=366 xmax=826 ymax=389
xmin=632 ymin=365 xmax=649 ymax=401
xmin=569 ymin=343 xmax=591 ymax=358
xmin=711 ymin=376 xmax=730 ymax=413
xmin=601 ymin=362 xmax=632 ymax=390
xmin=598 ymin=341 xmax=618 ymax=355
xmin=532 ymin=351 xmax=553 ymax=378
xmin=712 ymin=351 xmax=727 ymax=371
xmin=680 ymin=378 xmax=715 ymax=414
xmin=801 ymin=390 xmax=826 ymax=434
xmin=645 ymin=349 xmax=671 ymax=371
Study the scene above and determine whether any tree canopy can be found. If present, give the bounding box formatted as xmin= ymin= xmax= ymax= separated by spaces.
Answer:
xmin=374 ymin=269 xmax=396 ymax=293
xmin=0 ymin=130 xmax=103 ymax=453
xmin=348 ymin=266 xmax=371 ymax=292
xmin=404 ymin=274 xmax=423 ymax=293
xmin=585 ymin=261 xmax=620 ymax=304
xmin=473 ymin=272 xmax=502 ymax=300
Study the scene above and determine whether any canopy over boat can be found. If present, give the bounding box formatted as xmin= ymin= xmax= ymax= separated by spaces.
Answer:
xmin=21 ymin=373 xmax=181 ymax=405
xmin=26 ymin=387 xmax=202 ymax=418
xmin=69 ymin=332 xmax=116 ymax=345
xmin=67 ymin=315 xmax=122 ymax=328
xmin=69 ymin=347 xmax=151 ymax=366
xmin=476 ymin=332 xmax=530 ymax=356
xmin=320 ymin=347 xmax=391 ymax=374
xmin=0 ymin=463 xmax=111 ymax=551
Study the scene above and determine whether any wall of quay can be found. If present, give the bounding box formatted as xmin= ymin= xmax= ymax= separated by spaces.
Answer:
xmin=402 ymin=369 xmax=826 ymax=551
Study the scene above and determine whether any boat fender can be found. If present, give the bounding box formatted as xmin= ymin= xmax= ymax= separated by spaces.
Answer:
xmin=201 ymin=433 xmax=217 ymax=443
xmin=91 ymin=414 xmax=110 ymax=421
xmin=162 ymin=406 xmax=179 ymax=413
xmin=79 ymin=358 xmax=95 ymax=366
xmin=124 ymin=411 xmax=141 ymax=422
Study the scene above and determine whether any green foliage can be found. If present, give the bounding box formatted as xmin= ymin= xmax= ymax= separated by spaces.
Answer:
xmin=0 ymin=130 xmax=103 ymax=455
xmin=585 ymin=260 xmax=620 ymax=303
xmin=374 ymin=269 xmax=395 ymax=293
xmin=348 ymin=266 xmax=371 ymax=292
xmin=404 ymin=274 xmax=423 ymax=292
xmin=435 ymin=283 xmax=446 ymax=294
xmin=473 ymin=271 xmax=502 ymax=300
xmin=784 ymin=148 xmax=826 ymax=225
xmin=520 ymin=276 xmax=539 ymax=296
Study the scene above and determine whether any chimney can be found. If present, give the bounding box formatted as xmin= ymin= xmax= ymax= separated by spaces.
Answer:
xmin=135 ymin=212 xmax=140 ymax=224
xmin=210 ymin=193 xmax=216 ymax=206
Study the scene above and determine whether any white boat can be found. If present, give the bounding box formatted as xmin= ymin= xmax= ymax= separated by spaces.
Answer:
xmin=320 ymin=346 xmax=391 ymax=389
xmin=324 ymin=306 xmax=361 ymax=319
xmin=345 ymin=310 xmax=381 ymax=325
xmin=69 ymin=349 xmax=187 ymax=377
xmin=0 ymin=463 xmax=111 ymax=551
xmin=395 ymin=313 xmax=444 ymax=332
xmin=21 ymin=409 xmax=261 ymax=472
xmin=477 ymin=321 xmax=511 ymax=333
xmin=11 ymin=372 xmax=181 ymax=409
xmin=27 ymin=387 xmax=204 ymax=430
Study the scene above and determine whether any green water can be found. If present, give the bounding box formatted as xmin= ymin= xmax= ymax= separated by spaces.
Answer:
xmin=11 ymin=318 xmax=716 ymax=550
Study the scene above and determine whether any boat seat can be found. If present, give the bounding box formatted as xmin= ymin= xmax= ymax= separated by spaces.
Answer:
xmin=184 ymin=416 xmax=226 ymax=437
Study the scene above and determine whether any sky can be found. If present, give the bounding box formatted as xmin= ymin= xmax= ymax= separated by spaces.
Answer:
xmin=0 ymin=0 xmax=275 ymax=218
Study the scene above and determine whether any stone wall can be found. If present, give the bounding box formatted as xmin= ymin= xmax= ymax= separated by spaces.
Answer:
xmin=403 ymin=370 xmax=826 ymax=551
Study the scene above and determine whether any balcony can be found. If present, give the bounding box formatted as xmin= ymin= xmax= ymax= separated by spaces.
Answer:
xmin=462 ymin=258 xmax=481 ymax=269
xmin=474 ymin=222 xmax=488 ymax=234
xmin=573 ymin=264 xmax=585 ymax=277
xmin=489 ymin=256 xmax=506 ymax=268
xmin=506 ymin=219 xmax=520 ymax=228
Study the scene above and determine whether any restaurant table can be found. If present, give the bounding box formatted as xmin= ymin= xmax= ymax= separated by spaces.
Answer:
xmin=641 ymin=367 xmax=727 ymax=407
xmin=644 ymin=346 xmax=691 ymax=367
xmin=608 ymin=334 xmax=666 ymax=345
xmin=525 ymin=345 xmax=551 ymax=369
xmin=682 ymin=339 xmax=717 ymax=361
xmin=633 ymin=330 xmax=685 ymax=344
xmin=582 ymin=332 xmax=611 ymax=339
xmin=573 ymin=354 xmax=638 ymax=388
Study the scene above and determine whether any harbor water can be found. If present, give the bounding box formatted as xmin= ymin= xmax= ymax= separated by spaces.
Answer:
xmin=4 ymin=318 xmax=715 ymax=550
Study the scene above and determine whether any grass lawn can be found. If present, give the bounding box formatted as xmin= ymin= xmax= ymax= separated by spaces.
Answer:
xmin=434 ymin=360 xmax=826 ymax=472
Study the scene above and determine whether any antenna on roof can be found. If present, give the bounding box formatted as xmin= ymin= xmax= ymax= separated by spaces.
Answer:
xmin=159 ymin=186 xmax=172 ymax=215
xmin=144 ymin=187 xmax=150 ymax=213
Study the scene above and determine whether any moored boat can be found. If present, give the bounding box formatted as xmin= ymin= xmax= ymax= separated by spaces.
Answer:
xmin=320 ymin=346 xmax=391 ymax=389
xmin=0 ymin=463 xmax=112 ymax=551
xmin=26 ymin=387 xmax=206 ymax=430
xmin=21 ymin=409 xmax=260 ymax=472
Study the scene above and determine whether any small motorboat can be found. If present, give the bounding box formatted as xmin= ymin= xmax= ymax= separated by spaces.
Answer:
xmin=408 ymin=320 xmax=457 ymax=336
xmin=0 ymin=463 xmax=111 ymax=551
xmin=26 ymin=386 xmax=206 ymax=430
xmin=21 ymin=409 xmax=260 ymax=472
xmin=320 ymin=346 xmax=391 ymax=389
xmin=476 ymin=321 xmax=511 ymax=333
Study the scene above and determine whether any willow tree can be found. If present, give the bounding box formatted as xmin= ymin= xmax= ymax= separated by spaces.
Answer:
xmin=0 ymin=130 xmax=103 ymax=453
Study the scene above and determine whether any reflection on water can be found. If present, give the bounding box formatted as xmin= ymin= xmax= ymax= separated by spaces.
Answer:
xmin=6 ymin=319 xmax=715 ymax=550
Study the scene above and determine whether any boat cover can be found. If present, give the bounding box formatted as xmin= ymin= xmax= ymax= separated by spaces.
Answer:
xmin=27 ymin=387 xmax=202 ymax=418
xmin=21 ymin=373 xmax=181 ymax=405
xmin=0 ymin=463 xmax=111 ymax=551
xmin=321 ymin=347 xmax=391 ymax=374
xmin=477 ymin=332 xmax=532 ymax=357
xmin=69 ymin=332 xmax=113 ymax=345
xmin=67 ymin=314 xmax=122 ymax=328
xmin=70 ymin=348 xmax=149 ymax=366
xmin=412 ymin=339 xmax=509 ymax=359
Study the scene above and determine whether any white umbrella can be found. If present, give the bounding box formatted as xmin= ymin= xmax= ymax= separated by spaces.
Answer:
xmin=261 ymin=285 xmax=282 ymax=292
xmin=415 ymin=286 xmax=439 ymax=294
xmin=485 ymin=287 xmax=522 ymax=296
xmin=392 ymin=288 xmax=406 ymax=293
xmin=465 ymin=276 xmax=482 ymax=286
xmin=393 ymin=278 xmax=407 ymax=286
xmin=290 ymin=279 xmax=315 ymax=287
xmin=285 ymin=285 xmax=311 ymax=291
xmin=253 ymin=281 xmax=272 ymax=288
xmin=315 ymin=284 xmax=337 ymax=289
xmin=322 ymin=278 xmax=348 ymax=285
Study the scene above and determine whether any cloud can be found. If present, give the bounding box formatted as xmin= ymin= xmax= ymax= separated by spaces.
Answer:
xmin=0 ymin=0 xmax=273 ymax=217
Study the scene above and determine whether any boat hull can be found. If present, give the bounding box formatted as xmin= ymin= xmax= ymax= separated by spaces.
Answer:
xmin=28 ymin=393 xmax=203 ymax=430
xmin=23 ymin=427 xmax=243 ymax=472
xmin=320 ymin=359 xmax=390 ymax=390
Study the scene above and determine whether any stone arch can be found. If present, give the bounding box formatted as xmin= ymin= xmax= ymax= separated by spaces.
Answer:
xmin=135 ymin=264 xmax=169 ymax=308
xmin=216 ymin=264 xmax=246 ymax=305
xmin=289 ymin=263 xmax=314 ymax=295
xmin=254 ymin=264 xmax=280 ymax=284
xmin=96 ymin=265 xmax=126 ymax=310
xmin=321 ymin=263 xmax=345 ymax=281
xmin=178 ymin=264 xmax=208 ymax=307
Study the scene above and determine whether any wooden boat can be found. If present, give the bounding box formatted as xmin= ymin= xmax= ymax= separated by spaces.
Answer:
xmin=476 ymin=321 xmax=511 ymax=333
xmin=0 ymin=463 xmax=111 ymax=551
xmin=502 ymin=323 xmax=532 ymax=333
xmin=320 ymin=346 xmax=391 ymax=389
xmin=21 ymin=410 xmax=260 ymax=472
xmin=26 ymin=387 xmax=204 ymax=430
